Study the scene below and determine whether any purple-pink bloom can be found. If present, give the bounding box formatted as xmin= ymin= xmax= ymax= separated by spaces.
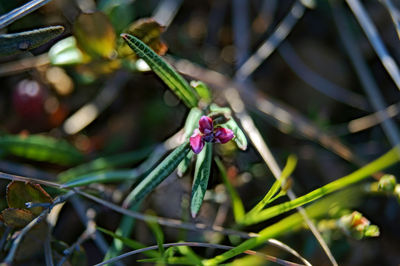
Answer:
xmin=189 ymin=116 xmax=234 ymax=154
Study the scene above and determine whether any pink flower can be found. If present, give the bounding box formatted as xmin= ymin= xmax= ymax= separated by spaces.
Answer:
xmin=189 ymin=116 xmax=234 ymax=154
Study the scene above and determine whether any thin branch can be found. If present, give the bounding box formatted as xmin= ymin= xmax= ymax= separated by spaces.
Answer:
xmin=2 ymin=191 xmax=74 ymax=264
xmin=278 ymin=42 xmax=370 ymax=111
xmin=0 ymin=0 xmax=54 ymax=29
xmin=95 ymin=242 xmax=307 ymax=266
xmin=236 ymin=1 xmax=306 ymax=81
xmin=0 ymin=171 xmax=62 ymax=188
xmin=346 ymin=0 xmax=400 ymax=91
xmin=332 ymin=1 xmax=400 ymax=154
xmin=74 ymin=189 xmax=257 ymax=239
xmin=331 ymin=102 xmax=400 ymax=135
xmin=380 ymin=0 xmax=400 ymax=40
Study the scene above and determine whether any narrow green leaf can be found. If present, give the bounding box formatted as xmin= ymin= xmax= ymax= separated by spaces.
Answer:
xmin=123 ymin=142 xmax=191 ymax=207
xmin=183 ymin=108 xmax=203 ymax=139
xmin=103 ymin=203 xmax=140 ymax=263
xmin=146 ymin=211 xmax=165 ymax=254
xmin=241 ymin=146 xmax=400 ymax=226
xmin=58 ymin=147 xmax=152 ymax=182
xmin=61 ymin=169 xmax=142 ymax=188
xmin=223 ymin=119 xmax=247 ymax=150
xmin=190 ymin=81 xmax=212 ymax=103
xmin=177 ymin=151 xmax=194 ymax=177
xmin=97 ymin=226 xmax=160 ymax=258
xmin=121 ymin=33 xmax=198 ymax=108
xmin=191 ymin=142 xmax=213 ymax=218
xmin=0 ymin=26 xmax=64 ymax=56
xmin=177 ymin=246 xmax=203 ymax=265
xmin=215 ymin=157 xmax=245 ymax=223
xmin=244 ymin=154 xmax=297 ymax=219
xmin=204 ymin=187 xmax=363 ymax=265
xmin=0 ymin=134 xmax=84 ymax=165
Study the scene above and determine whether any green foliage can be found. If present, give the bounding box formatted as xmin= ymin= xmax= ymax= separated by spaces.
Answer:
xmin=191 ymin=142 xmax=212 ymax=218
xmin=60 ymin=169 xmax=142 ymax=188
xmin=0 ymin=134 xmax=84 ymax=165
xmin=97 ymin=226 xmax=160 ymax=258
xmin=215 ymin=157 xmax=245 ymax=223
xmin=58 ymin=147 xmax=152 ymax=182
xmin=123 ymin=142 xmax=191 ymax=207
xmin=121 ymin=33 xmax=199 ymax=108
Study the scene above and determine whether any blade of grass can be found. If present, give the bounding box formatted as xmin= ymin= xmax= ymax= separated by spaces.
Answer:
xmin=191 ymin=142 xmax=213 ymax=218
xmin=241 ymin=146 xmax=399 ymax=225
xmin=203 ymin=187 xmax=362 ymax=265
xmin=245 ymin=154 xmax=297 ymax=218
xmin=96 ymin=242 xmax=305 ymax=266
xmin=214 ymin=157 xmax=245 ymax=223
xmin=146 ymin=211 xmax=165 ymax=254
xmin=97 ymin=226 xmax=160 ymax=258
xmin=121 ymin=33 xmax=198 ymax=108
xmin=0 ymin=26 xmax=64 ymax=56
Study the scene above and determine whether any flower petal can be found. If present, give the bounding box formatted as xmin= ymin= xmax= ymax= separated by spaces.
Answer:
xmin=198 ymin=116 xmax=213 ymax=135
xmin=190 ymin=132 xmax=205 ymax=154
xmin=214 ymin=127 xmax=234 ymax=144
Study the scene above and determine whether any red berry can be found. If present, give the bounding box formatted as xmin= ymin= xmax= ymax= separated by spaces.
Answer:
xmin=13 ymin=79 xmax=45 ymax=119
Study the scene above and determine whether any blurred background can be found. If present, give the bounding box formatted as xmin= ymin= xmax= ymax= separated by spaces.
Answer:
xmin=0 ymin=0 xmax=400 ymax=265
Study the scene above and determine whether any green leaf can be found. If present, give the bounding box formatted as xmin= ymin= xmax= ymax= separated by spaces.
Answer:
xmin=7 ymin=181 xmax=52 ymax=216
xmin=191 ymin=142 xmax=212 ymax=218
xmin=123 ymin=142 xmax=191 ymax=208
xmin=73 ymin=12 xmax=116 ymax=59
xmin=177 ymin=245 xmax=203 ymax=265
xmin=0 ymin=26 xmax=64 ymax=56
xmin=49 ymin=36 xmax=86 ymax=66
xmin=241 ymin=146 xmax=400 ymax=226
xmin=97 ymin=226 xmax=160 ymax=258
xmin=58 ymin=147 xmax=152 ymax=182
xmin=183 ymin=107 xmax=203 ymax=139
xmin=177 ymin=151 xmax=193 ymax=177
xmin=0 ymin=134 xmax=84 ymax=165
xmin=146 ymin=210 xmax=165 ymax=254
xmin=61 ymin=169 xmax=142 ymax=188
xmin=121 ymin=33 xmax=199 ymax=108
xmin=190 ymin=81 xmax=212 ymax=103
xmin=243 ymin=155 xmax=297 ymax=221
xmin=215 ymin=157 xmax=245 ymax=223
xmin=223 ymin=119 xmax=247 ymax=151
xmin=118 ymin=18 xmax=167 ymax=57
xmin=1 ymin=208 xmax=35 ymax=228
